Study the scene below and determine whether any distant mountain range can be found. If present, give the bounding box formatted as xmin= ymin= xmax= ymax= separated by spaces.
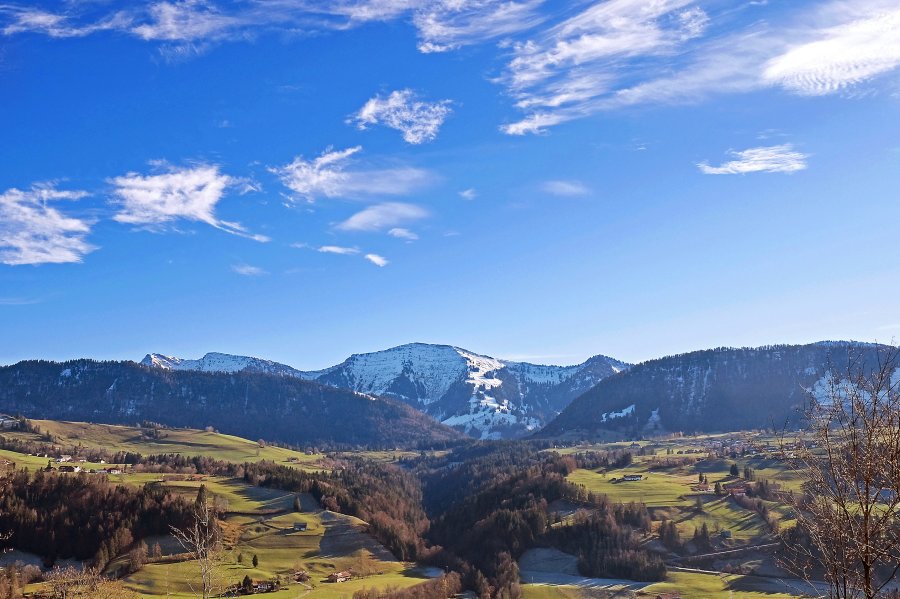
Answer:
xmin=0 ymin=359 xmax=461 ymax=448
xmin=537 ymin=341 xmax=892 ymax=439
xmin=3 ymin=340 xmax=889 ymax=447
xmin=142 ymin=343 xmax=629 ymax=439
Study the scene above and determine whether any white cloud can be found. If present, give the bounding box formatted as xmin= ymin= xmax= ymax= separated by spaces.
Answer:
xmin=541 ymin=180 xmax=589 ymax=196
xmin=364 ymin=253 xmax=389 ymax=267
xmin=0 ymin=6 xmax=130 ymax=38
xmin=271 ymin=146 xmax=431 ymax=201
xmin=762 ymin=6 xmax=900 ymax=96
xmin=131 ymin=1 xmax=241 ymax=42
xmin=352 ymin=89 xmax=452 ymax=144
xmin=110 ymin=163 xmax=268 ymax=242
xmin=318 ymin=245 xmax=360 ymax=255
xmin=0 ymin=184 xmax=96 ymax=265
xmin=500 ymin=0 xmax=709 ymax=134
xmin=232 ymin=263 xmax=267 ymax=276
xmin=337 ymin=202 xmax=429 ymax=232
xmin=414 ymin=0 xmax=545 ymax=53
xmin=388 ymin=227 xmax=418 ymax=240
xmin=499 ymin=1 xmax=900 ymax=134
xmin=698 ymin=144 xmax=809 ymax=175
xmin=459 ymin=188 xmax=477 ymax=200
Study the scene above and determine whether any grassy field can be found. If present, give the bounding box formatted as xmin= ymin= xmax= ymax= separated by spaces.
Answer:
xmin=121 ymin=485 xmax=431 ymax=597
xmin=642 ymin=570 xmax=803 ymax=598
xmin=568 ymin=468 xmax=697 ymax=508
xmin=0 ymin=419 xmax=436 ymax=598
xmin=10 ymin=419 xmax=328 ymax=468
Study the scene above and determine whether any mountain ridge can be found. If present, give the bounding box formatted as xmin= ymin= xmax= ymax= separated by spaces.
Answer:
xmin=142 ymin=342 xmax=629 ymax=439
xmin=537 ymin=340 xmax=895 ymax=439
xmin=0 ymin=358 xmax=462 ymax=448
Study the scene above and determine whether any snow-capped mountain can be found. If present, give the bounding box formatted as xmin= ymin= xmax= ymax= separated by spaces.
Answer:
xmin=141 ymin=352 xmax=305 ymax=378
xmin=141 ymin=344 xmax=629 ymax=439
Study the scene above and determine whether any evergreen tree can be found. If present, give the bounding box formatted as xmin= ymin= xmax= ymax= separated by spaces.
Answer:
xmin=195 ymin=484 xmax=209 ymax=509
xmin=729 ymin=463 xmax=739 ymax=477
xmin=252 ymin=554 xmax=259 ymax=568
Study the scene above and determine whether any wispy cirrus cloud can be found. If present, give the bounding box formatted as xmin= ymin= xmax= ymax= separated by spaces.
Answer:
xmin=232 ymin=263 xmax=267 ymax=276
xmin=414 ymin=0 xmax=545 ymax=53
xmin=541 ymin=180 xmax=589 ymax=197
xmin=110 ymin=163 xmax=268 ymax=242
xmin=271 ymin=146 xmax=432 ymax=201
xmin=500 ymin=0 xmax=900 ymax=134
xmin=364 ymin=253 xmax=389 ymax=267
xmin=762 ymin=5 xmax=900 ymax=96
xmin=337 ymin=202 xmax=429 ymax=232
xmin=0 ymin=0 xmax=542 ymax=54
xmin=318 ymin=245 xmax=360 ymax=255
xmin=698 ymin=144 xmax=808 ymax=175
xmin=459 ymin=188 xmax=477 ymax=200
xmin=304 ymin=242 xmax=390 ymax=267
xmin=388 ymin=227 xmax=418 ymax=241
xmin=352 ymin=89 xmax=452 ymax=144
xmin=0 ymin=5 xmax=130 ymax=38
xmin=0 ymin=184 xmax=96 ymax=266
xmin=500 ymin=0 xmax=710 ymax=135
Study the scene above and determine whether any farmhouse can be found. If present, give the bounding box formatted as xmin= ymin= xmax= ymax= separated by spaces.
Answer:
xmin=327 ymin=571 xmax=353 ymax=583
xmin=622 ymin=474 xmax=643 ymax=481
xmin=59 ymin=465 xmax=81 ymax=473
xmin=0 ymin=414 xmax=18 ymax=429
xmin=729 ymin=486 xmax=748 ymax=497
xmin=105 ymin=467 xmax=123 ymax=475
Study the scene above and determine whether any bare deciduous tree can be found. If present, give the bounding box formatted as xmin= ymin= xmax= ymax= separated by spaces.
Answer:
xmin=44 ymin=567 xmax=139 ymax=599
xmin=783 ymin=347 xmax=900 ymax=598
xmin=170 ymin=490 xmax=223 ymax=599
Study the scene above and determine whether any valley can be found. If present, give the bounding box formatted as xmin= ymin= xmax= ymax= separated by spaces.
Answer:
xmin=0 ymin=417 xmax=819 ymax=598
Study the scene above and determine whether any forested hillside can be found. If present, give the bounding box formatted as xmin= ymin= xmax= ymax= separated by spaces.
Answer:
xmin=540 ymin=342 xmax=891 ymax=438
xmin=0 ymin=360 xmax=462 ymax=449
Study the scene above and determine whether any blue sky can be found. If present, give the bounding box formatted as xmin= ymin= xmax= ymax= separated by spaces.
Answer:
xmin=1 ymin=0 xmax=900 ymax=369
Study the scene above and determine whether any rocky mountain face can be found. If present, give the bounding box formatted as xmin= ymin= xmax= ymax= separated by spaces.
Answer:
xmin=143 ymin=343 xmax=629 ymax=439
xmin=538 ymin=341 xmax=892 ymax=439
xmin=0 ymin=359 xmax=462 ymax=448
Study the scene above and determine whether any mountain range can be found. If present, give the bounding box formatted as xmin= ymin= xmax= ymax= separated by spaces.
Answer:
xmin=141 ymin=343 xmax=629 ymax=439
xmin=2 ymin=340 xmax=891 ymax=447
xmin=537 ymin=341 xmax=892 ymax=439
xmin=0 ymin=359 xmax=461 ymax=448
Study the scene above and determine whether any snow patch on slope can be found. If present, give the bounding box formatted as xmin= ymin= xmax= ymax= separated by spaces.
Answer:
xmin=600 ymin=404 xmax=634 ymax=422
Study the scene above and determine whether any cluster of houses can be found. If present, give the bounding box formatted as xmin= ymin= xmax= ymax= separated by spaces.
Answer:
xmin=54 ymin=463 xmax=123 ymax=475
xmin=0 ymin=414 xmax=19 ymax=430
xmin=610 ymin=474 xmax=644 ymax=482
xmin=326 ymin=570 xmax=354 ymax=583
xmin=222 ymin=578 xmax=281 ymax=596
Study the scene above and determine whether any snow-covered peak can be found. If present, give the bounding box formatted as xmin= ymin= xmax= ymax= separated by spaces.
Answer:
xmin=319 ymin=343 xmax=470 ymax=404
xmin=140 ymin=352 xmax=304 ymax=377
xmin=140 ymin=343 xmax=630 ymax=439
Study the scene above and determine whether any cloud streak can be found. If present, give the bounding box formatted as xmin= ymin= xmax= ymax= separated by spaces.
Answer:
xmin=110 ymin=163 xmax=268 ymax=241
xmin=232 ymin=263 xmax=267 ymax=276
xmin=698 ymin=144 xmax=809 ymax=175
xmin=337 ymin=202 xmax=429 ymax=232
xmin=364 ymin=253 xmax=389 ymax=267
xmin=0 ymin=184 xmax=96 ymax=266
xmin=318 ymin=245 xmax=360 ymax=255
xmin=541 ymin=180 xmax=589 ymax=197
xmin=272 ymin=147 xmax=432 ymax=201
